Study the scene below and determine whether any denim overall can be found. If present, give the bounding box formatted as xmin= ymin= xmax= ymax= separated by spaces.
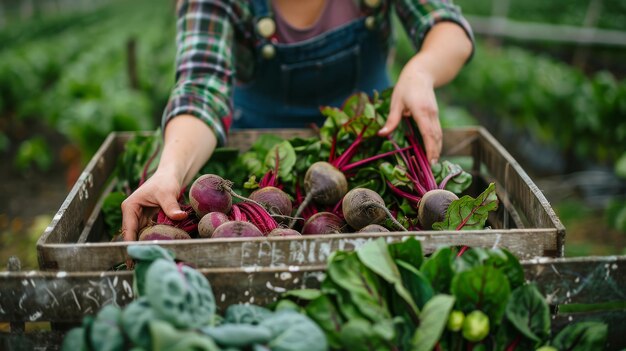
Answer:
xmin=232 ymin=0 xmax=390 ymax=129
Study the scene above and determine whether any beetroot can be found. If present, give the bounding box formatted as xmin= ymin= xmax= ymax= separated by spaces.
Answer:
xmin=138 ymin=224 xmax=191 ymax=241
xmin=358 ymin=224 xmax=389 ymax=233
xmin=189 ymin=174 xmax=233 ymax=217
xmin=249 ymin=186 xmax=293 ymax=217
xmin=418 ymin=189 xmax=459 ymax=230
xmin=268 ymin=228 xmax=301 ymax=237
xmin=212 ymin=221 xmax=263 ymax=238
xmin=342 ymin=188 xmax=406 ymax=231
xmin=198 ymin=212 xmax=230 ymax=238
xmin=301 ymin=212 xmax=346 ymax=235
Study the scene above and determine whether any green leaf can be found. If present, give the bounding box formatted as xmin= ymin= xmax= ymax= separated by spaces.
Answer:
xmin=357 ymin=238 xmax=419 ymax=315
xmin=411 ymin=294 xmax=456 ymax=351
xmin=265 ymin=140 xmax=296 ymax=181
xmin=552 ymin=322 xmax=608 ymax=351
xmin=388 ymin=237 xmax=423 ymax=269
xmin=505 ymin=284 xmax=550 ymax=343
xmin=282 ymin=289 xmax=323 ymax=301
xmin=338 ymin=319 xmax=391 ymax=351
xmin=145 ymin=259 xmax=216 ymax=329
xmin=615 ymin=152 xmax=626 ymax=179
xmin=451 ymin=265 xmax=511 ymax=323
xmin=304 ymin=295 xmax=344 ymax=348
xmin=261 ymin=310 xmax=329 ymax=351
xmin=101 ymin=191 xmax=126 ymax=238
xmin=61 ymin=328 xmax=88 ymax=351
xmin=432 ymin=182 xmax=498 ymax=230
xmin=420 ymin=247 xmax=455 ymax=294
xmin=149 ymin=320 xmax=220 ymax=351
xmin=121 ymin=298 xmax=155 ymax=350
xmin=201 ymin=324 xmax=273 ymax=347
xmin=455 ymin=248 xmax=525 ymax=290
xmin=127 ymin=245 xmax=175 ymax=297
xmin=327 ymin=251 xmax=390 ymax=322
xmin=432 ymin=160 xmax=473 ymax=194
xmin=89 ymin=305 xmax=124 ymax=351
xmin=396 ymin=260 xmax=434 ymax=310
xmin=224 ymin=304 xmax=273 ymax=325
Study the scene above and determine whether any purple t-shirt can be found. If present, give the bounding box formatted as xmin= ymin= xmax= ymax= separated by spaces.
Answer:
xmin=272 ymin=0 xmax=361 ymax=43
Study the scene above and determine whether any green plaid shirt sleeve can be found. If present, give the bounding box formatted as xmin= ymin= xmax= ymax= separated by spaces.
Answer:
xmin=395 ymin=0 xmax=474 ymax=54
xmin=162 ymin=0 xmax=245 ymax=146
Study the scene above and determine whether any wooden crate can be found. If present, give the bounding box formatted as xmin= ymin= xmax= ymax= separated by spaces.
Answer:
xmin=36 ymin=127 xmax=565 ymax=271
xmin=1 ymin=256 xmax=624 ymax=350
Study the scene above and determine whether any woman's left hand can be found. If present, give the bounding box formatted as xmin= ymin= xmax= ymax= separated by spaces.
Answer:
xmin=378 ymin=59 xmax=441 ymax=165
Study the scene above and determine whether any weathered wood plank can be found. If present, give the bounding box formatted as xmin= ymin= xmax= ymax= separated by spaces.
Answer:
xmin=523 ymin=256 xmax=626 ymax=305
xmin=0 ymin=331 xmax=64 ymax=351
xmin=38 ymin=229 xmax=557 ymax=271
xmin=3 ymin=256 xmax=625 ymax=324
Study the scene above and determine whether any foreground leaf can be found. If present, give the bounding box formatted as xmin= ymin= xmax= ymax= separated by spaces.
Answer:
xmin=451 ymin=265 xmax=511 ymax=323
xmin=505 ymin=284 xmax=550 ymax=343
xmin=411 ymin=294 xmax=456 ymax=351
xmin=552 ymin=322 xmax=608 ymax=351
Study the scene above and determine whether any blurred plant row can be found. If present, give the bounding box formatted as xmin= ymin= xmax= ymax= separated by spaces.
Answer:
xmin=0 ymin=0 xmax=175 ymax=169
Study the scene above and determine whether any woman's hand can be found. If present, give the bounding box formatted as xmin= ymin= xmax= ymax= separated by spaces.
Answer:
xmin=379 ymin=64 xmax=441 ymax=164
xmin=121 ymin=168 xmax=187 ymax=241
xmin=121 ymin=115 xmax=217 ymax=241
xmin=377 ymin=22 xmax=473 ymax=164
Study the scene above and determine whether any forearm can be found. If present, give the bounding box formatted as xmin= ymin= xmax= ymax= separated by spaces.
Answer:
xmin=406 ymin=22 xmax=473 ymax=88
xmin=158 ymin=115 xmax=217 ymax=187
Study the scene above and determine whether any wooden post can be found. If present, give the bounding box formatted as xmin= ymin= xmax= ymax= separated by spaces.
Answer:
xmin=573 ymin=0 xmax=603 ymax=70
xmin=486 ymin=0 xmax=510 ymax=47
xmin=126 ymin=38 xmax=139 ymax=90
xmin=7 ymin=256 xmax=25 ymax=333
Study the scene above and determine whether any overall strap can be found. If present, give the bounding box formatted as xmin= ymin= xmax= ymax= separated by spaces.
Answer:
xmin=251 ymin=0 xmax=272 ymax=19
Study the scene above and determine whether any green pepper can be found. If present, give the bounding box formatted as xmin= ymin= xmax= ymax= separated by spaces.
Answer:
xmin=447 ymin=310 xmax=465 ymax=332
xmin=536 ymin=346 xmax=558 ymax=351
xmin=462 ymin=310 xmax=490 ymax=342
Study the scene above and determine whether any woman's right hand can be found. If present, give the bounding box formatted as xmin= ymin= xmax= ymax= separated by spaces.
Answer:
xmin=120 ymin=115 xmax=218 ymax=241
xmin=121 ymin=168 xmax=188 ymax=241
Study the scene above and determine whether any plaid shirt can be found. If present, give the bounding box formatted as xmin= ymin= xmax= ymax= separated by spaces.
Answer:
xmin=162 ymin=0 xmax=474 ymax=146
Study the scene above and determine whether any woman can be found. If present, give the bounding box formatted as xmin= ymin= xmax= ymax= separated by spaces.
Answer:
xmin=121 ymin=0 xmax=474 ymax=241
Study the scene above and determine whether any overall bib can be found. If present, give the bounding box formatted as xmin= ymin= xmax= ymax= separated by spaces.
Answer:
xmin=232 ymin=0 xmax=390 ymax=129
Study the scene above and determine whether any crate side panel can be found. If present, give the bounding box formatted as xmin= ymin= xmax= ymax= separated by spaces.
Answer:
xmin=41 ymin=229 xmax=556 ymax=271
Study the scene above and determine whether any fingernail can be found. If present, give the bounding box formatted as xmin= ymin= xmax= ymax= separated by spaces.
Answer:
xmin=378 ymin=127 xmax=388 ymax=135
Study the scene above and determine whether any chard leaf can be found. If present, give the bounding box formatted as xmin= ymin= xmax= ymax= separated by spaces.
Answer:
xmin=320 ymin=107 xmax=350 ymax=144
xmin=357 ymin=239 xmax=419 ymax=316
xmin=432 ymin=182 xmax=498 ymax=230
xmin=552 ymin=322 xmax=608 ymax=351
xmin=327 ymin=251 xmax=390 ymax=322
xmin=388 ymin=237 xmax=423 ymax=269
xmin=411 ymin=294 xmax=455 ymax=351
xmin=505 ymin=284 xmax=550 ymax=343
xmin=451 ymin=265 xmax=511 ymax=323
xmin=432 ymin=160 xmax=472 ymax=194
xmin=380 ymin=162 xmax=411 ymax=187
xmin=420 ymin=247 xmax=455 ymax=294
xmin=264 ymin=140 xmax=296 ymax=182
